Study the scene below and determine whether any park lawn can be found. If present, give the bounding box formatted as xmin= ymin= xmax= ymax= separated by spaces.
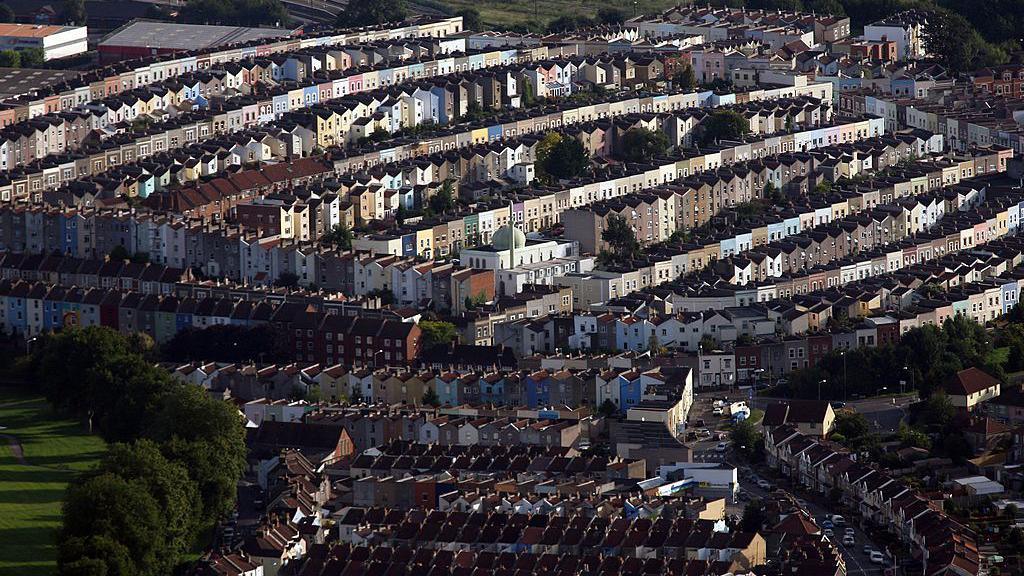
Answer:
xmin=0 ymin=392 xmax=105 ymax=576
xmin=439 ymin=0 xmax=681 ymax=27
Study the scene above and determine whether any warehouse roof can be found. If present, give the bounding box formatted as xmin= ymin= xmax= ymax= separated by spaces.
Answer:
xmin=98 ymin=21 xmax=295 ymax=51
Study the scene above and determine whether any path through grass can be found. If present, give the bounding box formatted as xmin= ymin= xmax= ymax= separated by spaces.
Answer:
xmin=0 ymin=392 xmax=105 ymax=576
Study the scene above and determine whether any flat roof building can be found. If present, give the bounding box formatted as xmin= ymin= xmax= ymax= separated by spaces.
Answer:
xmin=97 ymin=21 xmax=297 ymax=63
xmin=0 ymin=23 xmax=87 ymax=61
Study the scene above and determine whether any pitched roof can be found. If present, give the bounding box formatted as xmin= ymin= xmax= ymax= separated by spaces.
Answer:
xmin=944 ymin=367 xmax=1000 ymax=396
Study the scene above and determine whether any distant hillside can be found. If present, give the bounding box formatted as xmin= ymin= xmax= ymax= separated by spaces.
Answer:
xmin=439 ymin=0 xmax=684 ymax=28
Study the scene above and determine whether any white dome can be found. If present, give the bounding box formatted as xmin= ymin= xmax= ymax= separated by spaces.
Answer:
xmin=492 ymin=224 xmax=526 ymax=250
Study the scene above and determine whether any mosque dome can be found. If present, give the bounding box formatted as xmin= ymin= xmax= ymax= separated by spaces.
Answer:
xmin=492 ymin=224 xmax=526 ymax=250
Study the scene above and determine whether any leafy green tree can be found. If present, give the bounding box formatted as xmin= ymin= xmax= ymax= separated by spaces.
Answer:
xmin=672 ymin=65 xmax=697 ymax=91
xmin=599 ymin=399 xmax=618 ymax=416
xmin=596 ymin=7 xmax=626 ymax=24
xmin=422 ymin=388 xmax=440 ymax=407
xmin=699 ymin=109 xmax=750 ymax=146
xmin=832 ymin=410 xmax=870 ymax=442
xmin=62 ymin=474 xmax=169 ymax=576
xmin=146 ymin=385 xmax=247 ymax=524
xmin=620 ymin=127 xmax=670 ymax=162
xmin=455 ymin=7 xmax=482 ymax=30
xmin=740 ymin=499 xmax=767 ymax=531
xmin=731 ymin=419 xmax=764 ymax=460
xmin=34 ymin=327 xmax=171 ymax=440
xmin=0 ymin=49 xmax=20 ymax=68
xmin=543 ymin=136 xmax=590 ymax=180
xmin=534 ymin=131 xmax=563 ymax=183
xmin=547 ymin=14 xmax=593 ymax=33
xmin=601 ymin=214 xmax=640 ymax=258
xmin=20 ymin=47 xmax=44 ymax=67
xmin=419 ymin=320 xmax=458 ymax=350
xmin=761 ymin=182 xmax=782 ymax=204
xmin=63 ymin=0 xmax=86 ymax=24
xmin=336 ymin=0 xmax=405 ymax=27
xmin=322 ymin=223 xmax=354 ymax=250
xmin=428 ymin=179 xmax=457 ymax=215
xmin=182 ymin=0 xmax=288 ymax=26
xmin=58 ymin=535 xmax=134 ymax=576
xmin=0 ymin=3 xmax=14 ymax=23
xmin=99 ymin=441 xmax=202 ymax=557
xmin=923 ymin=10 xmax=1006 ymax=73
xmin=274 ymin=271 xmax=299 ymax=288
xmin=109 ymin=245 xmax=131 ymax=261
xmin=919 ymin=391 xmax=955 ymax=433
xmin=898 ymin=423 xmax=932 ymax=449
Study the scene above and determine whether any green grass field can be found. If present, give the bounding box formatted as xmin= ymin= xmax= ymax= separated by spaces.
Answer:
xmin=0 ymin=392 xmax=105 ymax=576
xmin=438 ymin=0 xmax=682 ymax=28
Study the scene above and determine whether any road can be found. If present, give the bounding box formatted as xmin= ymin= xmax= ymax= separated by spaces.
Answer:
xmin=685 ymin=390 xmax=904 ymax=574
xmin=736 ymin=470 xmax=887 ymax=575
xmin=743 ymin=393 xmax=915 ymax=433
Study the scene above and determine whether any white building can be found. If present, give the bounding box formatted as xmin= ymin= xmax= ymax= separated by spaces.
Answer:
xmin=0 ymin=23 xmax=88 ymax=61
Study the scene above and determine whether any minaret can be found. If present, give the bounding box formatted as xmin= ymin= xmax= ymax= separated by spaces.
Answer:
xmin=508 ymin=200 xmax=516 ymax=268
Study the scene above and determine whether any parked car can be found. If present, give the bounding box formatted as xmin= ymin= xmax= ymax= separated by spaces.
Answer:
xmin=863 ymin=546 xmax=873 ymax=555
xmin=843 ymin=535 xmax=855 ymax=546
xmin=713 ymin=407 xmax=724 ymax=415
xmin=870 ymin=551 xmax=886 ymax=565
xmin=715 ymin=442 xmax=729 ymax=452
xmin=756 ymin=479 xmax=771 ymax=490
xmin=831 ymin=514 xmax=846 ymax=526
xmin=824 ymin=528 xmax=834 ymax=538
xmin=845 ymin=528 xmax=855 ymax=536
xmin=822 ymin=520 xmax=834 ymax=529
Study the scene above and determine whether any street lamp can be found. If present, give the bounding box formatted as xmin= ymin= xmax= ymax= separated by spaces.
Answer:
xmin=839 ymin=350 xmax=847 ymax=401
xmin=818 ymin=378 xmax=826 ymax=401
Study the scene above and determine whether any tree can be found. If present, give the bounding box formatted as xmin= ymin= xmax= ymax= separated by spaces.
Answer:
xmin=898 ymin=423 xmax=932 ymax=449
xmin=322 ymin=223 xmax=354 ymax=250
xmin=422 ymin=388 xmax=440 ymax=407
xmin=832 ymin=410 xmax=870 ymax=442
xmin=0 ymin=49 xmax=20 ymax=68
xmin=814 ymin=180 xmax=833 ymax=194
xmin=672 ymin=65 xmax=697 ymax=91
xmin=919 ymin=391 xmax=956 ymax=433
xmin=620 ymin=127 xmax=670 ymax=163
xmin=274 ymin=271 xmax=299 ymax=288
xmin=58 ymin=535 xmax=134 ymax=576
xmin=740 ymin=499 xmax=767 ymax=532
xmin=700 ymin=335 xmax=717 ymax=353
xmin=183 ymin=0 xmax=289 ymax=27
xmin=923 ymin=10 xmax=1006 ymax=73
xmin=547 ymin=15 xmax=593 ymax=33
xmin=699 ymin=109 xmax=749 ymax=146
xmin=19 ymin=47 xmax=44 ymax=68
xmin=146 ymin=384 xmax=247 ymax=524
xmin=597 ymin=7 xmax=626 ymax=24
xmin=455 ymin=7 xmax=482 ymax=30
xmin=762 ymin=181 xmax=783 ymax=203
xmin=599 ymin=399 xmax=618 ymax=416
xmin=534 ymin=131 xmax=563 ymax=183
xmin=731 ymin=419 xmax=764 ymax=460
xmin=336 ymin=0 xmax=405 ymax=27
xmin=62 ymin=473 xmax=169 ymax=576
xmin=601 ymin=214 xmax=640 ymax=258
xmin=109 ymin=245 xmax=131 ymax=262
xmin=428 ymin=179 xmax=457 ymax=215
xmin=34 ymin=327 xmax=171 ymax=440
xmin=0 ymin=3 xmax=14 ymax=23
xmin=162 ymin=324 xmax=291 ymax=364
xmin=419 ymin=320 xmax=457 ymax=350
xmin=543 ymin=136 xmax=590 ymax=180
xmin=63 ymin=0 xmax=86 ymax=24
xmin=98 ymin=441 xmax=201 ymax=558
